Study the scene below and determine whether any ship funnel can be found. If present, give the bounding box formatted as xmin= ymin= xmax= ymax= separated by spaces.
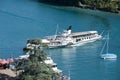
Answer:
xmin=67 ymin=25 xmax=72 ymax=34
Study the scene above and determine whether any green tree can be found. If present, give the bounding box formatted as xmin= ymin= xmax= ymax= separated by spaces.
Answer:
xmin=17 ymin=49 xmax=57 ymax=80
xmin=118 ymin=1 xmax=120 ymax=10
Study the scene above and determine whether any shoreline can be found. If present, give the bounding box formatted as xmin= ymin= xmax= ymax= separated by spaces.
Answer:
xmin=38 ymin=0 xmax=120 ymax=14
xmin=77 ymin=6 xmax=120 ymax=14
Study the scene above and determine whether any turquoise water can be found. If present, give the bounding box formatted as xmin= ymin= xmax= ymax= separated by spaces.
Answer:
xmin=0 ymin=0 xmax=120 ymax=80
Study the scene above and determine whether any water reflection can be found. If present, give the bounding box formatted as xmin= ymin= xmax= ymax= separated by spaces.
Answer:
xmin=100 ymin=60 xmax=117 ymax=80
xmin=61 ymin=47 xmax=77 ymax=71
xmin=92 ymin=15 xmax=111 ymax=28
xmin=46 ymin=47 xmax=77 ymax=61
xmin=61 ymin=47 xmax=77 ymax=58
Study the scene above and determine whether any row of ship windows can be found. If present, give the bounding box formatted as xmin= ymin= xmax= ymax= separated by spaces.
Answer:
xmin=76 ymin=36 xmax=96 ymax=42
xmin=72 ymin=33 xmax=97 ymax=38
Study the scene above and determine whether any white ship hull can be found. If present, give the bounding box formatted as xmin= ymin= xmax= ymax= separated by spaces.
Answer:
xmin=70 ymin=35 xmax=101 ymax=47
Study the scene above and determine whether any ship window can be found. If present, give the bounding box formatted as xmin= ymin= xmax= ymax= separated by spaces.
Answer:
xmin=76 ymin=39 xmax=80 ymax=42
xmin=76 ymin=39 xmax=78 ymax=42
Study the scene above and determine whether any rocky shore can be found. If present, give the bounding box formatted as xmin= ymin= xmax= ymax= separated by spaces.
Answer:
xmin=0 ymin=69 xmax=16 ymax=80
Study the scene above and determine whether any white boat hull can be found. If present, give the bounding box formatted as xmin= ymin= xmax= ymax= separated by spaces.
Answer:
xmin=69 ymin=35 xmax=101 ymax=47
xmin=101 ymin=53 xmax=117 ymax=59
xmin=48 ymin=44 xmax=66 ymax=48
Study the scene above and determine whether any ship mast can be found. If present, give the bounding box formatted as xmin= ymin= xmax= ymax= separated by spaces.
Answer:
xmin=54 ymin=24 xmax=59 ymax=40
xmin=106 ymin=32 xmax=109 ymax=54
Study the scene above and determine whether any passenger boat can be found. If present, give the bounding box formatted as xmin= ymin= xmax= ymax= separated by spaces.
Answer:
xmin=41 ymin=26 xmax=102 ymax=48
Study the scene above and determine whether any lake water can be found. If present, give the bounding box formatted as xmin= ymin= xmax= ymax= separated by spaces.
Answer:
xmin=0 ymin=0 xmax=120 ymax=80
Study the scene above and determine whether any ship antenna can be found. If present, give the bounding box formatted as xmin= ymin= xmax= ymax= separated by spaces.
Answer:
xmin=56 ymin=24 xmax=59 ymax=35
xmin=54 ymin=24 xmax=59 ymax=40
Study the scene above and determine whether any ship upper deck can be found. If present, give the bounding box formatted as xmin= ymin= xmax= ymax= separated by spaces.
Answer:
xmin=69 ymin=31 xmax=98 ymax=37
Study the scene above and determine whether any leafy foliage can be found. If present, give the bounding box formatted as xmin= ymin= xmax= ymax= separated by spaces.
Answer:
xmin=27 ymin=38 xmax=48 ymax=48
xmin=39 ymin=0 xmax=120 ymax=13
xmin=82 ymin=0 xmax=119 ymax=12
xmin=16 ymin=49 xmax=56 ymax=80
xmin=27 ymin=38 xmax=42 ymax=45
